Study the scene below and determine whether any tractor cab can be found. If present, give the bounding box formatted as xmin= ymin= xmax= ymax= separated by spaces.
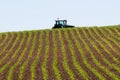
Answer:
xmin=52 ymin=19 xmax=74 ymax=29
xmin=56 ymin=20 xmax=67 ymax=26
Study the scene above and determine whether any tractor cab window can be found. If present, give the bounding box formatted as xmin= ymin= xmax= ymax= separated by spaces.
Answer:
xmin=56 ymin=20 xmax=67 ymax=25
xmin=59 ymin=21 xmax=64 ymax=25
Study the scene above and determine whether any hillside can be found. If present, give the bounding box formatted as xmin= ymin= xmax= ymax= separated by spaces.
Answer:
xmin=0 ymin=26 xmax=120 ymax=80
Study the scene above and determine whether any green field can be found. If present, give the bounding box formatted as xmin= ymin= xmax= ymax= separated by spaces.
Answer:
xmin=0 ymin=26 xmax=120 ymax=80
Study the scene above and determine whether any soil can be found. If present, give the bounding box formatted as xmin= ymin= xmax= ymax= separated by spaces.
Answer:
xmin=0 ymin=28 xmax=120 ymax=80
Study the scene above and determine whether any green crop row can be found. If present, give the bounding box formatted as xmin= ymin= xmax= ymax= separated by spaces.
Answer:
xmin=0 ymin=33 xmax=20 ymax=66
xmin=87 ymin=28 xmax=120 ymax=74
xmin=97 ymin=28 xmax=119 ymax=54
xmin=67 ymin=29 xmax=89 ymax=80
xmin=52 ymin=30 xmax=62 ymax=80
xmin=104 ymin=28 xmax=120 ymax=48
xmin=7 ymin=32 xmax=32 ymax=80
xmin=93 ymin=28 xmax=120 ymax=64
xmin=41 ymin=31 xmax=49 ymax=80
xmin=58 ymin=30 xmax=75 ymax=80
xmin=0 ymin=33 xmax=8 ymax=48
xmin=75 ymin=28 xmax=106 ymax=80
xmin=82 ymin=28 xmax=120 ymax=80
xmin=0 ymin=33 xmax=21 ymax=72
xmin=30 ymin=31 xmax=43 ymax=80
xmin=0 ymin=33 xmax=14 ymax=57
xmin=19 ymin=31 xmax=37 ymax=80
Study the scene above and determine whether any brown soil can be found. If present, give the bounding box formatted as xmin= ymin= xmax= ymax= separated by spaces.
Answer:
xmin=0 ymin=32 xmax=28 ymax=80
xmin=83 ymin=29 xmax=120 ymax=76
xmin=54 ymin=30 xmax=71 ymax=80
xmin=67 ymin=29 xmax=99 ymax=80
xmin=78 ymin=29 xmax=111 ymax=79
xmin=0 ymin=33 xmax=6 ymax=47
xmin=0 ymin=28 xmax=120 ymax=80
xmin=13 ymin=32 xmax=35 ymax=80
xmin=35 ymin=31 xmax=47 ymax=80
xmin=94 ymin=29 xmax=120 ymax=61
xmin=0 ymin=33 xmax=13 ymax=59
xmin=61 ymin=30 xmax=83 ymax=80
xmin=0 ymin=33 xmax=22 ymax=67
xmin=90 ymin=28 xmax=119 ymax=64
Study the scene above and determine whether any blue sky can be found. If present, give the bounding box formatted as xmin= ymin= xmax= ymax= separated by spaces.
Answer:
xmin=0 ymin=0 xmax=120 ymax=32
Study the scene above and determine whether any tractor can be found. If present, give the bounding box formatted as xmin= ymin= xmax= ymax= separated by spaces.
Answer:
xmin=52 ymin=19 xmax=74 ymax=29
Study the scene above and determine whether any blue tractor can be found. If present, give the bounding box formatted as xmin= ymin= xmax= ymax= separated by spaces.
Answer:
xmin=52 ymin=19 xmax=74 ymax=29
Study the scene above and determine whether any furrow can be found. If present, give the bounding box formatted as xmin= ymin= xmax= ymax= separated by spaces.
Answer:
xmin=7 ymin=32 xmax=32 ymax=80
xmin=92 ymin=28 xmax=120 ymax=64
xmin=18 ymin=32 xmax=37 ymax=80
xmin=81 ymin=28 xmax=120 ymax=79
xmin=46 ymin=31 xmax=56 ymax=79
xmin=0 ymin=33 xmax=23 ymax=72
xmin=54 ymin=30 xmax=70 ymax=79
xmin=35 ymin=31 xmax=46 ymax=80
xmin=105 ymin=28 xmax=120 ymax=48
xmin=0 ymin=33 xmax=9 ymax=48
xmin=30 ymin=31 xmax=43 ymax=80
xmin=0 ymin=33 xmax=13 ymax=58
xmin=0 ymin=33 xmax=19 ymax=67
xmin=0 ymin=33 xmax=7 ymax=48
xmin=0 ymin=32 xmax=27 ymax=80
xmin=70 ymin=29 xmax=100 ymax=80
xmin=50 ymin=30 xmax=62 ymax=80
xmin=75 ymin=29 xmax=106 ymax=80
xmin=86 ymin=28 xmax=120 ymax=76
xmin=65 ymin=29 xmax=89 ymax=80
xmin=89 ymin=28 xmax=117 ymax=63
xmin=58 ymin=30 xmax=75 ymax=80
xmin=98 ymin=28 xmax=120 ymax=57
xmin=41 ymin=31 xmax=49 ymax=80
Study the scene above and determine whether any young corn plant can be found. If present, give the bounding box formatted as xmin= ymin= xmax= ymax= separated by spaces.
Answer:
xmin=19 ymin=31 xmax=37 ymax=80
xmin=7 ymin=32 xmax=32 ymax=80
xmin=52 ymin=30 xmax=62 ymax=80
xmin=87 ymin=28 xmax=120 ymax=74
xmin=93 ymin=28 xmax=119 ymax=63
xmin=75 ymin=28 xmax=106 ymax=80
xmin=82 ymin=28 xmax=120 ymax=80
xmin=30 ymin=31 xmax=43 ymax=80
xmin=41 ymin=31 xmax=49 ymax=80
xmin=58 ymin=30 xmax=75 ymax=80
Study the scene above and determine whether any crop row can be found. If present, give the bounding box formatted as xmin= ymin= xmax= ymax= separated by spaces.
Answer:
xmin=0 ymin=27 xmax=120 ymax=80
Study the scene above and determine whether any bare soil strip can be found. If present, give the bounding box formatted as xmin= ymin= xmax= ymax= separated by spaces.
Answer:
xmin=0 ymin=33 xmax=13 ymax=57
xmin=61 ymin=30 xmax=83 ymax=79
xmin=54 ymin=30 xmax=70 ymax=80
xmin=11 ymin=32 xmax=34 ymax=80
xmin=0 ymin=33 xmax=22 ymax=67
xmin=82 ymin=28 xmax=120 ymax=77
xmin=0 ymin=28 xmax=120 ymax=80
xmin=45 ymin=31 xmax=56 ymax=80
xmin=21 ymin=32 xmax=40 ymax=80
xmin=0 ymin=33 xmax=11 ymax=48
xmin=68 ymin=29 xmax=99 ymax=80
xmin=94 ymin=28 xmax=120 ymax=61
xmin=0 ymin=33 xmax=6 ymax=48
xmin=12 ymin=32 xmax=34 ymax=80
xmin=0 ymin=32 xmax=29 ymax=80
xmin=78 ymin=29 xmax=112 ymax=79
xmin=90 ymin=28 xmax=119 ymax=64
xmin=116 ymin=27 xmax=120 ymax=32
xmin=84 ymin=28 xmax=119 ymax=67
xmin=103 ymin=28 xmax=120 ymax=48
xmin=36 ymin=31 xmax=46 ymax=80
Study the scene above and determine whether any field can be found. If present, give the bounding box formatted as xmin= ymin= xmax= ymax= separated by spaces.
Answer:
xmin=0 ymin=26 xmax=120 ymax=80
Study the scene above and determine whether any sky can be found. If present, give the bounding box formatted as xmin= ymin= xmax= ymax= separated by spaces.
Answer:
xmin=0 ymin=0 xmax=120 ymax=32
